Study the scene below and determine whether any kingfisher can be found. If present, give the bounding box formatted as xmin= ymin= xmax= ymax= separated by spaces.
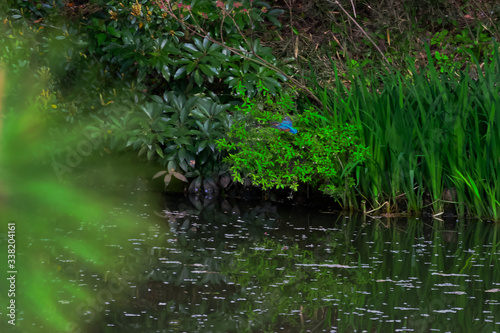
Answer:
xmin=270 ymin=116 xmax=298 ymax=134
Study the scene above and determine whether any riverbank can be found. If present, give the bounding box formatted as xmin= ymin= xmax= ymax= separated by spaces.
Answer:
xmin=1 ymin=0 xmax=499 ymax=220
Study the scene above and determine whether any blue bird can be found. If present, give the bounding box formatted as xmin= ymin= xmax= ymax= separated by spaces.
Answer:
xmin=270 ymin=116 xmax=298 ymax=134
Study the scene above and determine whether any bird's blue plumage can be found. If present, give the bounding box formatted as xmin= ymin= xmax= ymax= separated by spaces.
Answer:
xmin=270 ymin=116 xmax=298 ymax=134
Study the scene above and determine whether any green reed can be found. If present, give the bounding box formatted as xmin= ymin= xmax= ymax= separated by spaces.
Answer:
xmin=311 ymin=46 xmax=500 ymax=220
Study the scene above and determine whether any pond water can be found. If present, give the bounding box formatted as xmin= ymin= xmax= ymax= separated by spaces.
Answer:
xmin=2 ymin=168 xmax=500 ymax=333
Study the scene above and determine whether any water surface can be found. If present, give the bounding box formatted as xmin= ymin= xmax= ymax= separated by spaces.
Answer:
xmin=2 ymin=171 xmax=500 ymax=332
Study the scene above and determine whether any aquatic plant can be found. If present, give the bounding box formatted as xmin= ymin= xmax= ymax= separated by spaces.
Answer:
xmin=307 ymin=45 xmax=500 ymax=220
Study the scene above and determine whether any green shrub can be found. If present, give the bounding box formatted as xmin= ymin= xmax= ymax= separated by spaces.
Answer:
xmin=217 ymin=83 xmax=368 ymax=202
xmin=78 ymin=0 xmax=286 ymax=99
xmin=2 ymin=0 xmax=290 ymax=189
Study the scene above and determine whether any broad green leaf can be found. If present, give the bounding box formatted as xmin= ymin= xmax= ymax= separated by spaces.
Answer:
xmin=155 ymin=145 xmax=164 ymax=158
xmin=180 ymin=106 xmax=188 ymax=124
xmin=179 ymin=159 xmax=188 ymax=172
xmin=150 ymin=95 xmax=163 ymax=103
xmin=193 ymin=38 xmax=204 ymax=51
xmin=106 ymin=26 xmax=120 ymax=37
xmin=126 ymin=137 xmax=138 ymax=147
xmin=174 ymin=137 xmax=191 ymax=146
xmin=186 ymin=61 xmax=197 ymax=74
xmin=161 ymin=65 xmax=171 ymax=80
xmin=167 ymin=160 xmax=177 ymax=173
xmin=174 ymin=67 xmax=187 ymax=79
xmin=164 ymin=144 xmax=177 ymax=153
xmin=267 ymin=15 xmax=281 ymax=27
xmin=202 ymin=37 xmax=210 ymax=50
xmin=199 ymin=64 xmax=218 ymax=76
xmin=96 ymin=33 xmax=107 ymax=45
xmin=196 ymin=120 xmax=209 ymax=135
xmin=196 ymin=141 xmax=207 ymax=153
xmin=178 ymin=148 xmax=187 ymax=161
xmin=208 ymin=43 xmax=222 ymax=54
xmin=147 ymin=149 xmax=154 ymax=161
xmin=184 ymin=96 xmax=199 ymax=112
xmin=138 ymin=146 xmax=147 ymax=157
xmin=160 ymin=38 xmax=168 ymax=49
xmin=190 ymin=108 xmax=204 ymax=118
xmin=183 ymin=43 xmax=198 ymax=53
xmin=194 ymin=69 xmax=203 ymax=86
xmin=121 ymin=30 xmax=134 ymax=44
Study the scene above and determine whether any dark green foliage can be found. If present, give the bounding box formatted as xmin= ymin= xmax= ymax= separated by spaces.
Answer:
xmin=77 ymin=0 xmax=285 ymax=98
xmin=1 ymin=0 xmax=287 ymax=189
xmin=3 ymin=0 xmax=500 ymax=215
xmin=83 ymin=90 xmax=234 ymax=192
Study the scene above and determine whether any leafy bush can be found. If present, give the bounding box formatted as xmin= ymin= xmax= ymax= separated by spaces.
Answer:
xmin=77 ymin=0 xmax=293 ymax=190
xmin=2 ymin=0 xmax=291 ymax=191
xmin=79 ymin=0 xmax=286 ymax=98
xmin=217 ymin=84 xmax=368 ymax=201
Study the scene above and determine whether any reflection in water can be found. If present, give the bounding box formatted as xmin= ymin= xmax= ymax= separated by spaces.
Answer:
xmin=7 ymin=187 xmax=500 ymax=333
xmin=2 ymin=118 xmax=500 ymax=333
xmin=2 ymin=31 xmax=500 ymax=333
